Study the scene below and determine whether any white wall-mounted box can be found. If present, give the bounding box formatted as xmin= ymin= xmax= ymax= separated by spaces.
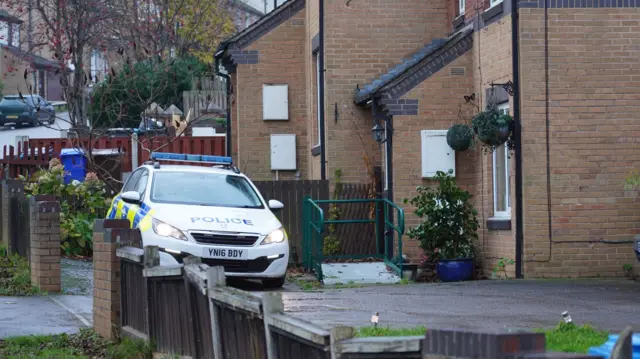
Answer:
xmin=421 ymin=130 xmax=456 ymax=178
xmin=263 ymin=84 xmax=289 ymax=120
xmin=270 ymin=134 xmax=297 ymax=170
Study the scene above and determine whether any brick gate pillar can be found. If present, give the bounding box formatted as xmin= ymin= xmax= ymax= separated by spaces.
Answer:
xmin=29 ymin=195 xmax=61 ymax=292
xmin=92 ymin=219 xmax=131 ymax=340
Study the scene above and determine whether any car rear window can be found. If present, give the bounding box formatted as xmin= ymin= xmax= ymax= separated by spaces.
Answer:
xmin=1 ymin=96 xmax=37 ymax=106
xmin=150 ymin=171 xmax=264 ymax=209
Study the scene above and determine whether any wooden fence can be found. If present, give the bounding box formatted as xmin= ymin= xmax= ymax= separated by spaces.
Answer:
xmin=253 ymin=180 xmax=329 ymax=265
xmin=1 ymin=180 xmax=31 ymax=258
xmin=253 ymin=176 xmax=379 ymax=265
xmin=0 ymin=136 xmax=226 ymax=180
xmin=114 ymin=244 xmax=611 ymax=359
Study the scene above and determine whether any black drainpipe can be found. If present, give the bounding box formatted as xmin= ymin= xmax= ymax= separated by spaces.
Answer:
xmin=214 ymin=56 xmax=232 ymax=158
xmin=385 ymin=116 xmax=394 ymax=259
xmin=318 ymin=0 xmax=327 ymax=180
xmin=511 ymin=0 xmax=524 ymax=279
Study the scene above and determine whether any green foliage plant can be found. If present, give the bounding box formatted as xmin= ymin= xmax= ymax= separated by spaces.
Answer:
xmin=20 ymin=159 xmax=111 ymax=257
xmin=404 ymin=170 xmax=478 ymax=261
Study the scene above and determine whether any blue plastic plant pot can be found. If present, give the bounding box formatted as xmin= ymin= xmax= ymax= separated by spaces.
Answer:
xmin=588 ymin=333 xmax=640 ymax=359
xmin=437 ymin=258 xmax=474 ymax=282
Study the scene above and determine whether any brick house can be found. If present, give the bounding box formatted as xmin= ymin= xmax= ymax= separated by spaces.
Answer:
xmin=0 ymin=10 xmax=65 ymax=100
xmin=215 ymin=0 xmax=640 ymax=278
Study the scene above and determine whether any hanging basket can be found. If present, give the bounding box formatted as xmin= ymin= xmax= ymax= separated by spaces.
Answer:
xmin=471 ymin=108 xmax=513 ymax=147
xmin=446 ymin=124 xmax=474 ymax=152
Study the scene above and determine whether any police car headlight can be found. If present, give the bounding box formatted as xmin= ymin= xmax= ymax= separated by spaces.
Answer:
xmin=152 ymin=218 xmax=187 ymax=241
xmin=261 ymin=227 xmax=286 ymax=245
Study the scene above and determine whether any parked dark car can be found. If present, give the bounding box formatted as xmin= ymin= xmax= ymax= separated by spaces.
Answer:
xmin=0 ymin=94 xmax=55 ymax=127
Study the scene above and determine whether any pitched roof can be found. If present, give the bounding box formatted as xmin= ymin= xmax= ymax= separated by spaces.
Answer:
xmin=354 ymin=26 xmax=473 ymax=105
xmin=1 ymin=44 xmax=63 ymax=70
xmin=216 ymin=0 xmax=304 ymax=55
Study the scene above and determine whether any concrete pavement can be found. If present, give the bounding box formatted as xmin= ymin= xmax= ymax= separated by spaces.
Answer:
xmin=279 ymin=279 xmax=640 ymax=332
xmin=0 ymin=296 xmax=89 ymax=338
xmin=2 ymin=274 xmax=638 ymax=338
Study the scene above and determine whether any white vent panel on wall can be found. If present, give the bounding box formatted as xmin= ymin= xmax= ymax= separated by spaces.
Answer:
xmin=421 ymin=130 xmax=455 ymax=178
xmin=263 ymin=84 xmax=289 ymax=120
xmin=270 ymin=134 xmax=297 ymax=170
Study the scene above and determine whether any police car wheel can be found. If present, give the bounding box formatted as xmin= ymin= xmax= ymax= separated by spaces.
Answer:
xmin=262 ymin=276 xmax=285 ymax=289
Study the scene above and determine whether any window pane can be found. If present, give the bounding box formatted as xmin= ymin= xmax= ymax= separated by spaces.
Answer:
xmin=495 ymin=144 xmax=507 ymax=212
xmin=11 ymin=24 xmax=19 ymax=47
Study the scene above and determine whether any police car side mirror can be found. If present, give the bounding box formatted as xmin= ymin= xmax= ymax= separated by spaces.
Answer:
xmin=121 ymin=191 xmax=142 ymax=205
xmin=268 ymin=200 xmax=284 ymax=211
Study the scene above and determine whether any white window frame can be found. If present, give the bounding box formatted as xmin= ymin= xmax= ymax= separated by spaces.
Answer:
xmin=459 ymin=0 xmax=465 ymax=15
xmin=489 ymin=0 xmax=504 ymax=8
xmin=315 ymin=53 xmax=321 ymax=147
xmin=492 ymin=102 xmax=511 ymax=219
xmin=0 ymin=20 xmax=8 ymax=46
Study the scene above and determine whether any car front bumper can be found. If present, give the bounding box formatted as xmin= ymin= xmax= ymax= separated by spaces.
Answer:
xmin=141 ymin=230 xmax=290 ymax=279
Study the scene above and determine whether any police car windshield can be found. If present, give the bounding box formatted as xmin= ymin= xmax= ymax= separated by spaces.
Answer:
xmin=150 ymin=171 xmax=264 ymax=208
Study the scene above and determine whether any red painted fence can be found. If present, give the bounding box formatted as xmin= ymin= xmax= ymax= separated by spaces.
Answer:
xmin=0 ymin=136 xmax=226 ymax=179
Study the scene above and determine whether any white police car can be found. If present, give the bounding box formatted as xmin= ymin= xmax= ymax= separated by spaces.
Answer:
xmin=106 ymin=153 xmax=289 ymax=288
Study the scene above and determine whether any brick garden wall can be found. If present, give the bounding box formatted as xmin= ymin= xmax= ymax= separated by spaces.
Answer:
xmin=519 ymin=7 xmax=640 ymax=277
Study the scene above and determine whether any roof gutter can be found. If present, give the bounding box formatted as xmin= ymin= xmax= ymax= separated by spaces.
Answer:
xmin=511 ymin=0 xmax=524 ymax=278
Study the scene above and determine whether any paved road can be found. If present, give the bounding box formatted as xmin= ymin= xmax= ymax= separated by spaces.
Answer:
xmin=276 ymin=279 xmax=640 ymax=332
xmin=0 ymin=112 xmax=71 ymax=158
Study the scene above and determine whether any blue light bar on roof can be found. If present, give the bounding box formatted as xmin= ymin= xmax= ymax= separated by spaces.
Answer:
xmin=201 ymin=155 xmax=232 ymax=164
xmin=150 ymin=152 xmax=233 ymax=165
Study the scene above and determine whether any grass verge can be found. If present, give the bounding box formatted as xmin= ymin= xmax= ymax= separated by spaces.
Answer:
xmin=356 ymin=326 xmax=427 ymax=337
xmin=538 ymin=321 xmax=609 ymax=353
xmin=0 ymin=328 xmax=157 ymax=359
xmin=0 ymin=246 xmax=40 ymax=296
xmin=356 ymin=321 xmax=609 ymax=354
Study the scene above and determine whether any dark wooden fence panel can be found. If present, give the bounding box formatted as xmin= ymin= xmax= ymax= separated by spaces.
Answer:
xmin=215 ymin=303 xmax=267 ymax=359
xmin=253 ymin=180 xmax=329 ymax=265
xmin=120 ymin=260 xmax=148 ymax=336
xmin=334 ymin=182 xmax=378 ymax=257
xmin=147 ymin=276 xmax=193 ymax=356
xmin=186 ymin=280 xmax=214 ymax=359
xmin=8 ymin=192 xmax=30 ymax=258
xmin=271 ymin=327 xmax=330 ymax=359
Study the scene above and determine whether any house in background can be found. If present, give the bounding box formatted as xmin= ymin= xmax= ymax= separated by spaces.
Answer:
xmin=219 ymin=0 xmax=640 ymax=279
xmin=0 ymin=10 xmax=65 ymax=100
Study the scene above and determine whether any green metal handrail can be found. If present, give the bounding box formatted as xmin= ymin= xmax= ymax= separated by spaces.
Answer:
xmin=302 ymin=197 xmax=406 ymax=281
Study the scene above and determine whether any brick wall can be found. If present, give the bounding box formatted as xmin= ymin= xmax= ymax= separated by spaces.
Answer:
xmin=234 ymin=9 xmax=308 ymax=181
xmin=29 ymin=196 xmax=61 ymax=292
xmin=519 ymin=7 xmax=640 ymax=277
xmin=393 ymin=53 xmax=476 ymax=262
xmin=473 ymin=16 xmax=517 ymax=277
xmin=323 ymin=0 xmax=450 ymax=184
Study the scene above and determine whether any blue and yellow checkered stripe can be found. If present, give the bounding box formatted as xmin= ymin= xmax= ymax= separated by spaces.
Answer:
xmin=106 ymin=196 xmax=156 ymax=231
